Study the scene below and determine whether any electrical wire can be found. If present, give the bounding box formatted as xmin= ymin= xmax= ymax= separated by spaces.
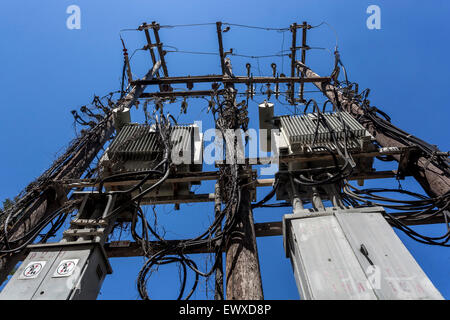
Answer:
xmin=0 ymin=200 xmax=79 ymax=254
xmin=343 ymin=182 xmax=450 ymax=246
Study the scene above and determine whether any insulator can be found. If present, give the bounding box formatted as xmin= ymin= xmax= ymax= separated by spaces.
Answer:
xmin=181 ymin=99 xmax=188 ymax=113
xmin=271 ymin=63 xmax=277 ymax=77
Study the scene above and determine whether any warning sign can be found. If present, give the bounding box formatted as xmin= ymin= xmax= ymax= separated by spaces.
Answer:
xmin=53 ymin=259 xmax=79 ymax=277
xmin=19 ymin=261 xmax=47 ymax=279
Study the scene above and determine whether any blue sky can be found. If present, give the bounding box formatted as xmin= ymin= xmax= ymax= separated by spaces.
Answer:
xmin=0 ymin=0 xmax=449 ymax=299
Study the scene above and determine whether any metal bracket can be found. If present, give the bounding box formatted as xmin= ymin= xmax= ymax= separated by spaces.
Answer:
xmin=397 ymin=147 xmax=418 ymax=179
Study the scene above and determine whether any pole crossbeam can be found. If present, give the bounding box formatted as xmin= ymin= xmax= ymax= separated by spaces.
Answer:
xmin=104 ymin=212 xmax=448 ymax=258
xmin=132 ymin=75 xmax=330 ymax=86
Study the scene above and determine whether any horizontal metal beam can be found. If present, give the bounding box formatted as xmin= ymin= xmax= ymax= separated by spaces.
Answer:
xmin=63 ymin=169 xmax=401 ymax=190
xmin=252 ymin=147 xmax=409 ymax=165
xmin=384 ymin=213 xmax=449 ymax=226
xmin=131 ymin=75 xmax=330 ymax=86
xmin=255 ymin=170 xmax=402 ymax=187
xmin=64 ymin=171 xmax=221 ymax=188
xmin=104 ymin=211 xmax=447 ymax=258
xmin=104 ymin=221 xmax=282 ymax=258
xmin=254 ymin=221 xmax=283 ymax=237
xmin=141 ymin=90 xmax=223 ymax=98
xmin=140 ymin=193 xmax=216 ymax=205
xmin=105 ymin=239 xmax=215 ymax=257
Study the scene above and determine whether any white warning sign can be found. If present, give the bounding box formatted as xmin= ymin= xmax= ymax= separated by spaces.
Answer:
xmin=53 ymin=259 xmax=79 ymax=278
xmin=19 ymin=261 xmax=47 ymax=279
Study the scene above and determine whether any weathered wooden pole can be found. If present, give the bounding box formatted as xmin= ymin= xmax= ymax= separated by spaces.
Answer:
xmin=225 ymin=186 xmax=264 ymax=300
xmin=297 ymin=62 xmax=450 ymax=198
xmin=214 ymin=183 xmax=224 ymax=300
xmin=0 ymin=63 xmax=161 ymax=284
xmin=215 ymin=22 xmax=263 ymax=300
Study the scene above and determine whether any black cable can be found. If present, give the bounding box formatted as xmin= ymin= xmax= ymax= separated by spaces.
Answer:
xmin=0 ymin=203 xmax=76 ymax=254
xmin=251 ymin=180 xmax=279 ymax=208
xmin=343 ymin=182 xmax=450 ymax=246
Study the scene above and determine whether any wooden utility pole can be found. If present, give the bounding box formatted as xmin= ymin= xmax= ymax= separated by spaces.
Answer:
xmin=297 ymin=62 xmax=450 ymax=198
xmin=214 ymin=183 xmax=224 ymax=300
xmin=0 ymin=64 xmax=161 ymax=284
xmin=225 ymin=187 xmax=264 ymax=300
xmin=216 ymin=22 xmax=264 ymax=300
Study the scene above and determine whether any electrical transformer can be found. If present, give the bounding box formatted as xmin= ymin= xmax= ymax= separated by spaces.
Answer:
xmin=100 ymin=122 xmax=203 ymax=201
xmin=264 ymin=111 xmax=376 ymax=203
xmin=272 ymin=111 xmax=375 ymax=170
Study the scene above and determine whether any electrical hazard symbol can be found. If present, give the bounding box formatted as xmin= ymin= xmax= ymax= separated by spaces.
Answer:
xmin=53 ymin=259 xmax=79 ymax=278
xmin=19 ymin=261 xmax=47 ymax=279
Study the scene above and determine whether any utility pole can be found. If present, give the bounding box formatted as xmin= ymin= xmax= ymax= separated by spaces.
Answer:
xmin=0 ymin=64 xmax=160 ymax=284
xmin=216 ymin=22 xmax=264 ymax=300
xmin=214 ymin=183 xmax=224 ymax=300
xmin=297 ymin=62 xmax=450 ymax=198
xmin=225 ymin=186 xmax=264 ymax=300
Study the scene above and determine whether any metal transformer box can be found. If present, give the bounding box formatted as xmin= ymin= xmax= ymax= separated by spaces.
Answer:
xmin=100 ymin=123 xmax=203 ymax=200
xmin=0 ymin=242 xmax=111 ymax=300
xmin=283 ymin=207 xmax=443 ymax=300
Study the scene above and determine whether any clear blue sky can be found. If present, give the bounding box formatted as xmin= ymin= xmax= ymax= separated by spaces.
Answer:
xmin=0 ymin=0 xmax=449 ymax=299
